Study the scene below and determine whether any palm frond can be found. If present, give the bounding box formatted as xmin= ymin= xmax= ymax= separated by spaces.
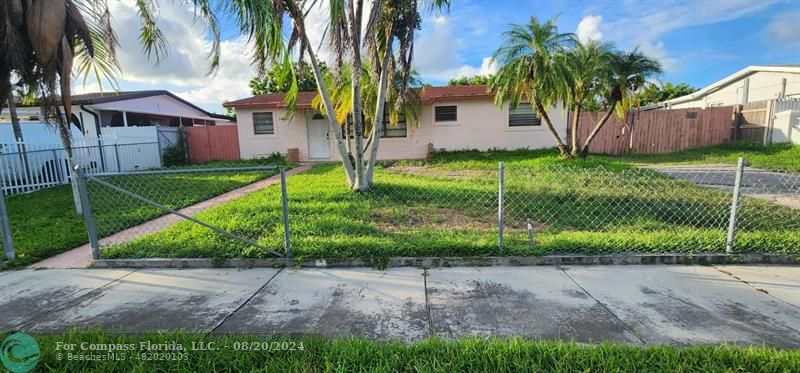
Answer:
xmin=134 ymin=0 xmax=168 ymax=63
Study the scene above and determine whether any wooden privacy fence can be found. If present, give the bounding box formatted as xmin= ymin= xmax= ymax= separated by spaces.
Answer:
xmin=574 ymin=106 xmax=735 ymax=155
xmin=186 ymin=125 xmax=240 ymax=164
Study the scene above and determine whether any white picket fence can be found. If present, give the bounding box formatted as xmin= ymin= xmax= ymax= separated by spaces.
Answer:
xmin=0 ymin=138 xmax=162 ymax=196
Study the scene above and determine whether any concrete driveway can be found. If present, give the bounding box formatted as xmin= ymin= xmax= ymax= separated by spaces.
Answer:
xmin=644 ymin=164 xmax=800 ymax=209
xmin=1 ymin=265 xmax=798 ymax=347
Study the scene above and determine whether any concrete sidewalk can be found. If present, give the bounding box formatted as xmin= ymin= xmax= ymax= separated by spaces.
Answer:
xmin=28 ymin=166 xmax=311 ymax=269
xmin=1 ymin=265 xmax=798 ymax=347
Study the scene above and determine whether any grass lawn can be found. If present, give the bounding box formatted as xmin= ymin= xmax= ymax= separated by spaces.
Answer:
xmin=14 ymin=330 xmax=800 ymax=372
xmin=606 ymin=142 xmax=800 ymax=172
xmin=103 ymin=149 xmax=800 ymax=260
xmin=4 ymin=157 xmax=287 ymax=267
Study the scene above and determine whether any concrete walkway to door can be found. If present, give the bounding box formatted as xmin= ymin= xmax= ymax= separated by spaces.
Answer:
xmin=1 ymin=265 xmax=798 ymax=347
xmin=28 ymin=165 xmax=311 ymax=269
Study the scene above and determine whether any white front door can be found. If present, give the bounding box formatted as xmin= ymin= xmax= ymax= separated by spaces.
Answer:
xmin=307 ymin=118 xmax=331 ymax=159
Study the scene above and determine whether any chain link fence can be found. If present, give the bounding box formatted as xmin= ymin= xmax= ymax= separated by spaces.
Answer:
xmin=80 ymin=163 xmax=290 ymax=260
xmin=9 ymin=156 xmax=793 ymax=264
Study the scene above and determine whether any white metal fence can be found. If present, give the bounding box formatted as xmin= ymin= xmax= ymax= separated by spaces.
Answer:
xmin=0 ymin=140 xmax=161 ymax=195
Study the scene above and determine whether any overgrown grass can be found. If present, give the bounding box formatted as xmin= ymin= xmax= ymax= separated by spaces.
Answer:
xmin=607 ymin=142 xmax=800 ymax=172
xmin=104 ymin=153 xmax=800 ymax=260
xmin=4 ymin=156 xmax=288 ymax=267
xmin=11 ymin=330 xmax=800 ymax=372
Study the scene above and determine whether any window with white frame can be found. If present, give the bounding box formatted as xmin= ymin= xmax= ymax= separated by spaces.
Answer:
xmin=508 ymin=103 xmax=541 ymax=127
xmin=434 ymin=105 xmax=457 ymax=122
xmin=253 ymin=112 xmax=274 ymax=134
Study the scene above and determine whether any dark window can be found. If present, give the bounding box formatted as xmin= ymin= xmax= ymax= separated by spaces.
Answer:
xmin=508 ymin=103 xmax=541 ymax=127
xmin=686 ymin=111 xmax=698 ymax=119
xmin=434 ymin=105 xmax=457 ymax=122
xmin=253 ymin=112 xmax=275 ymax=134
xmin=382 ymin=111 xmax=407 ymax=138
xmin=193 ymin=118 xmax=215 ymax=126
xmin=312 ymin=112 xmax=325 ymax=120
xmin=109 ymin=112 xmax=125 ymax=127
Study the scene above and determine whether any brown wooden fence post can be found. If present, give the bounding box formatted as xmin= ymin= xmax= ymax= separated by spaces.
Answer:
xmin=732 ymin=104 xmax=743 ymax=142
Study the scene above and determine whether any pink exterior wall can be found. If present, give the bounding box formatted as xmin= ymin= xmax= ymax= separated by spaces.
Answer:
xmin=235 ymin=97 xmax=568 ymax=162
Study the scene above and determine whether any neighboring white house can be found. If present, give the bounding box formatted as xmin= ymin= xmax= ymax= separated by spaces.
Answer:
xmin=224 ymin=85 xmax=568 ymax=162
xmin=658 ymin=65 xmax=800 ymax=109
xmin=1 ymin=90 xmax=234 ymax=143
xmin=0 ymin=90 xmax=235 ymax=194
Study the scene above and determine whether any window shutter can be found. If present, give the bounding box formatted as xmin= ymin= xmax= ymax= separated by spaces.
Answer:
xmin=508 ymin=104 xmax=541 ymax=127
xmin=253 ymin=112 xmax=275 ymax=134
xmin=434 ymin=106 xmax=457 ymax=121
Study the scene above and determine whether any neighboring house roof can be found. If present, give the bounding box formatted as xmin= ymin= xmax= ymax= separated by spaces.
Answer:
xmin=223 ymin=85 xmax=492 ymax=109
xmin=661 ymin=65 xmax=800 ymax=107
xmin=22 ymin=90 xmax=233 ymax=121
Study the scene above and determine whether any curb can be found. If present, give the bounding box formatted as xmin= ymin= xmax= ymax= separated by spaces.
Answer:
xmin=91 ymin=253 xmax=800 ymax=269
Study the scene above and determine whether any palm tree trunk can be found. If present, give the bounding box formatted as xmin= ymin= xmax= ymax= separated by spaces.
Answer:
xmin=348 ymin=0 xmax=367 ymax=191
xmin=307 ymin=47 xmax=357 ymax=185
xmin=579 ymin=100 xmax=618 ymax=158
xmin=533 ymin=100 xmax=569 ymax=158
xmin=569 ymin=102 xmax=581 ymax=156
xmin=7 ymin=90 xmax=31 ymax=186
xmin=7 ymin=91 xmax=23 ymax=141
xmin=365 ymin=39 xmax=392 ymax=187
xmin=287 ymin=0 xmax=356 ymax=185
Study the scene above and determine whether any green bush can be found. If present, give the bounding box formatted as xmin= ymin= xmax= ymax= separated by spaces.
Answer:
xmin=161 ymin=129 xmax=188 ymax=167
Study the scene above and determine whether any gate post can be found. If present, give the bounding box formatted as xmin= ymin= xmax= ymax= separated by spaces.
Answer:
xmin=114 ymin=143 xmax=121 ymax=172
xmin=0 ymin=184 xmax=15 ymax=261
xmin=280 ymin=167 xmax=292 ymax=257
xmin=498 ymin=161 xmax=505 ymax=251
xmin=75 ymin=166 xmax=101 ymax=260
xmin=725 ymin=157 xmax=746 ymax=253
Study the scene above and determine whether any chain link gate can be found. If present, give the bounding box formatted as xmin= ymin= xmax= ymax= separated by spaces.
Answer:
xmin=75 ymin=165 xmax=291 ymax=261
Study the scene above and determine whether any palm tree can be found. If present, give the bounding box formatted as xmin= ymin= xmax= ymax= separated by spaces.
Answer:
xmin=578 ymin=48 xmax=662 ymax=157
xmin=0 ymin=0 xmax=265 ymax=213
xmin=488 ymin=17 xmax=576 ymax=158
xmin=311 ymin=62 xmax=423 ymax=182
xmin=561 ymin=40 xmax=613 ymax=156
xmin=2 ymin=0 xmax=448 ymax=194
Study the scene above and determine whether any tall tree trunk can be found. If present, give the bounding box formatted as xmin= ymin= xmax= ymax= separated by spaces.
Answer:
xmin=7 ymin=90 xmax=31 ymax=186
xmin=569 ymin=102 xmax=581 ymax=156
xmin=286 ymin=0 xmax=356 ymax=185
xmin=579 ymin=99 xmax=618 ymax=158
xmin=533 ymin=100 xmax=569 ymax=158
xmin=348 ymin=0 xmax=367 ymax=191
xmin=365 ymin=38 xmax=393 ymax=187
xmin=7 ymin=91 xmax=23 ymax=141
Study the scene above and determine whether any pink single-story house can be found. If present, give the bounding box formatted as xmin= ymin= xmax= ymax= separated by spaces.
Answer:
xmin=223 ymin=85 xmax=568 ymax=161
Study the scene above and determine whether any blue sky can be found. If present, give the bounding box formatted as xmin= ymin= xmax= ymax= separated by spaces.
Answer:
xmin=78 ymin=0 xmax=800 ymax=113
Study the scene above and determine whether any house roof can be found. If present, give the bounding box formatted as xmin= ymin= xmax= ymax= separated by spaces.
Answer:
xmin=223 ymin=84 xmax=492 ymax=109
xmin=662 ymin=65 xmax=800 ymax=106
xmin=23 ymin=90 xmax=234 ymax=121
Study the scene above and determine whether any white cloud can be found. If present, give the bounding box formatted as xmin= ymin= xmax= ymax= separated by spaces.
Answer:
xmin=72 ymin=0 xmax=257 ymax=112
xmin=765 ymin=11 xmax=800 ymax=46
xmin=446 ymin=57 xmax=498 ymax=80
xmin=604 ymin=0 xmax=776 ymax=43
xmin=413 ymin=16 xmax=497 ymax=82
xmin=593 ymin=0 xmax=777 ymax=75
xmin=413 ymin=16 xmax=462 ymax=79
xmin=638 ymin=41 xmax=677 ymax=72
xmin=576 ymin=15 xmax=603 ymax=44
